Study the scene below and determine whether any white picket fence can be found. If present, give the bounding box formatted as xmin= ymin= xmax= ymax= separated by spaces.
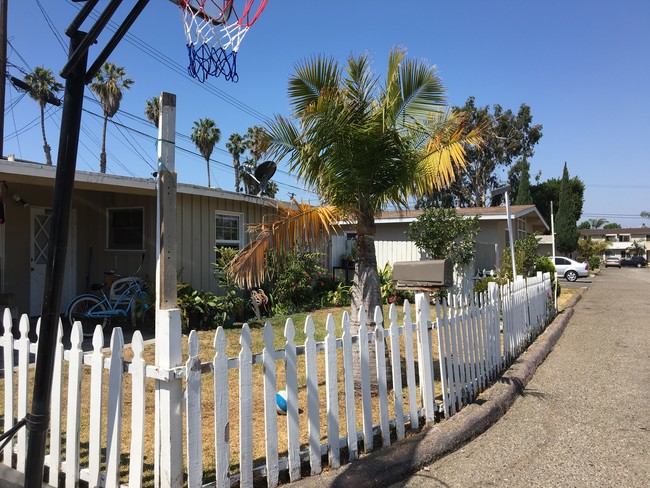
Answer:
xmin=0 ymin=273 xmax=553 ymax=487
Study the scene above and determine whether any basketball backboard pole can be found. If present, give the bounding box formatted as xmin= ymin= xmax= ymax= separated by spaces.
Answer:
xmin=24 ymin=2 xmax=152 ymax=486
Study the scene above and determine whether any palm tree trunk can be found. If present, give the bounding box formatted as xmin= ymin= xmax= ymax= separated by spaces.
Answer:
xmin=100 ymin=115 xmax=108 ymax=173
xmin=40 ymin=105 xmax=52 ymax=166
xmin=206 ymin=157 xmax=212 ymax=188
xmin=350 ymin=225 xmax=392 ymax=392
xmin=233 ymin=155 xmax=241 ymax=192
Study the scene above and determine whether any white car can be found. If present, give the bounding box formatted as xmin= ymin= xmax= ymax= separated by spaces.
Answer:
xmin=553 ymin=256 xmax=589 ymax=282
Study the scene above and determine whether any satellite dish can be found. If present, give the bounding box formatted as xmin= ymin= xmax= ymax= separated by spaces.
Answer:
xmin=253 ymin=160 xmax=277 ymax=195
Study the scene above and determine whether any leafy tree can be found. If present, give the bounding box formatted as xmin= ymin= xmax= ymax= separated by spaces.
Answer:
xmin=245 ymin=125 xmax=269 ymax=162
xmin=514 ymin=157 xmax=533 ymax=205
xmin=418 ymin=96 xmax=542 ymax=208
xmin=603 ymin=222 xmax=622 ymax=229
xmin=406 ymin=208 xmax=480 ymax=266
xmin=226 ymin=48 xmax=482 ymax=359
xmin=190 ymin=118 xmax=221 ymax=188
xmin=90 ymin=62 xmax=134 ymax=173
xmin=144 ymin=96 xmax=160 ymax=128
xmin=24 ymin=66 xmax=63 ymax=165
xmin=578 ymin=221 xmax=591 ymax=230
xmin=226 ymin=132 xmax=246 ymax=192
xmin=555 ymin=163 xmax=579 ymax=254
xmin=530 ymin=176 xmax=585 ymax=227
xmin=641 ymin=210 xmax=650 ymax=219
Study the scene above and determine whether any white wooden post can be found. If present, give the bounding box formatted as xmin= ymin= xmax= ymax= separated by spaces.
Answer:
xmin=154 ymin=92 xmax=183 ymax=488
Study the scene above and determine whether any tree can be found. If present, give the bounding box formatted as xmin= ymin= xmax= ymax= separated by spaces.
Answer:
xmin=603 ymin=222 xmax=622 ymax=229
xmin=190 ymin=118 xmax=221 ymax=188
xmin=418 ymin=96 xmax=542 ymax=208
xmin=245 ymin=125 xmax=269 ymax=163
xmin=530 ymin=176 xmax=585 ymax=228
xmin=578 ymin=221 xmax=591 ymax=230
xmin=587 ymin=218 xmax=609 ymax=229
xmin=577 ymin=237 xmax=611 ymax=262
xmin=225 ymin=49 xmax=483 ymax=382
xmin=226 ymin=132 xmax=246 ymax=192
xmin=514 ymin=157 xmax=533 ymax=205
xmin=555 ymin=163 xmax=579 ymax=254
xmin=406 ymin=208 xmax=480 ymax=266
xmin=627 ymin=240 xmax=645 ymax=257
xmin=90 ymin=62 xmax=134 ymax=173
xmin=24 ymin=66 xmax=63 ymax=166
xmin=144 ymin=96 xmax=160 ymax=128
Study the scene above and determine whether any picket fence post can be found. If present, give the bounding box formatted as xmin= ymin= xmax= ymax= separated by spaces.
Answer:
xmin=341 ymin=312 xmax=358 ymax=460
xmin=213 ymin=327 xmax=230 ymax=488
xmin=16 ymin=315 xmax=29 ymax=472
xmin=47 ymin=321 xmax=64 ymax=485
xmin=388 ymin=304 xmax=405 ymax=440
xmin=129 ymin=331 xmax=146 ymax=488
xmin=283 ymin=319 xmax=301 ymax=481
xmin=239 ymin=324 xmax=253 ymax=487
xmin=65 ymin=322 xmax=83 ymax=488
xmin=374 ymin=307 xmax=390 ymax=447
xmin=106 ymin=328 xmax=125 ymax=488
xmin=357 ymin=306 xmax=373 ymax=453
xmin=2 ymin=309 xmax=15 ymax=466
xmin=185 ymin=330 xmax=202 ymax=488
xmin=88 ymin=325 xmax=105 ymax=487
xmin=304 ymin=316 xmax=321 ymax=475
xmin=402 ymin=301 xmax=419 ymax=429
xmin=262 ymin=321 xmax=279 ymax=487
xmin=416 ymin=293 xmax=435 ymax=424
xmin=324 ymin=314 xmax=340 ymax=468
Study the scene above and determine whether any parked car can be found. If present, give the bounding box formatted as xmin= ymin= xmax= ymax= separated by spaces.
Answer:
xmin=553 ymin=256 xmax=589 ymax=282
xmin=604 ymin=256 xmax=621 ymax=268
xmin=621 ymin=256 xmax=647 ymax=268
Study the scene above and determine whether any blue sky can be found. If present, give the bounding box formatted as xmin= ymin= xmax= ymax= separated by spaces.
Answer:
xmin=4 ymin=0 xmax=650 ymax=227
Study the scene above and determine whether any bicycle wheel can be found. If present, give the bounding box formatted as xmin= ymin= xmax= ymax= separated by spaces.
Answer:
xmin=67 ymin=296 xmax=108 ymax=338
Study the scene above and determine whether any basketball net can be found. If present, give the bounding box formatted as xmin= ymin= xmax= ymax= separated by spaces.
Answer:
xmin=178 ymin=1 xmax=268 ymax=82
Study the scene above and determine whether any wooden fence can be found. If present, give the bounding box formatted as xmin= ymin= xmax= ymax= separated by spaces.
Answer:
xmin=0 ymin=273 xmax=553 ymax=487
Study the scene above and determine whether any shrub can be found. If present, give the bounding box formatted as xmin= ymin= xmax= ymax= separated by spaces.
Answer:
xmin=264 ymin=248 xmax=329 ymax=313
xmin=535 ymin=256 xmax=561 ymax=298
xmin=588 ymin=255 xmax=601 ymax=270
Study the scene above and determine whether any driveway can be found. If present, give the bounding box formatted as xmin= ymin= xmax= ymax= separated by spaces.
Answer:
xmin=392 ymin=266 xmax=650 ymax=487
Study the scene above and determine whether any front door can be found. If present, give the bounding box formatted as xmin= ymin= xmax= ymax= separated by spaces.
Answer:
xmin=30 ymin=207 xmax=77 ymax=316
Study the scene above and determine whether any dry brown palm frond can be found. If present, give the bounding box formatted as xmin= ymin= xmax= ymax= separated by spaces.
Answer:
xmin=226 ymin=201 xmax=345 ymax=288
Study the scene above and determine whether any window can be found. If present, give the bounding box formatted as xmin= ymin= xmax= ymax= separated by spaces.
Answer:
xmin=619 ymin=234 xmax=630 ymax=242
xmin=215 ymin=212 xmax=242 ymax=250
xmin=107 ymin=208 xmax=144 ymax=250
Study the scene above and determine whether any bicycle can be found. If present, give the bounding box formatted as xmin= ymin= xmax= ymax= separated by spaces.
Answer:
xmin=65 ymin=269 xmax=151 ymax=338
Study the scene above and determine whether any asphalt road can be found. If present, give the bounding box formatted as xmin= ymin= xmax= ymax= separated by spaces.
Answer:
xmin=392 ymin=266 xmax=650 ymax=488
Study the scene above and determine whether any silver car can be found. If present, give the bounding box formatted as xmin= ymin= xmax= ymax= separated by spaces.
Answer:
xmin=553 ymin=256 xmax=590 ymax=282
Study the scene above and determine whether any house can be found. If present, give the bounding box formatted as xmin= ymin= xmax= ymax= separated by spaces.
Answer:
xmin=331 ymin=204 xmax=549 ymax=275
xmin=579 ymin=227 xmax=650 ymax=260
xmin=0 ymin=157 xmax=278 ymax=316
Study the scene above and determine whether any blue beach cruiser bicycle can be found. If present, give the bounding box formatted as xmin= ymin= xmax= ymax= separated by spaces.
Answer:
xmin=65 ymin=269 xmax=150 ymax=338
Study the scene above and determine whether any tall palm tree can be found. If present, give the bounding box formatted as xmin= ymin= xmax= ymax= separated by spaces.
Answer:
xmin=226 ymin=132 xmax=246 ymax=192
xmin=24 ymin=66 xmax=63 ymax=165
xmin=227 ymin=48 xmax=483 ymax=381
xmin=245 ymin=125 xmax=269 ymax=163
xmin=190 ymin=118 xmax=221 ymax=188
xmin=90 ymin=62 xmax=134 ymax=173
xmin=144 ymin=96 xmax=160 ymax=128
xmin=587 ymin=218 xmax=609 ymax=229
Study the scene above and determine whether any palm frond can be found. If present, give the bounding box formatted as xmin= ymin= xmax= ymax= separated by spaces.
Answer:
xmin=226 ymin=201 xmax=344 ymax=288
xmin=288 ymin=55 xmax=341 ymax=117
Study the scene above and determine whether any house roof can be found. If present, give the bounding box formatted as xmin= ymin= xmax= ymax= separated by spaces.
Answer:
xmin=0 ymin=158 xmax=278 ymax=207
xmin=580 ymin=227 xmax=650 ymax=236
xmin=375 ymin=204 xmax=549 ymax=230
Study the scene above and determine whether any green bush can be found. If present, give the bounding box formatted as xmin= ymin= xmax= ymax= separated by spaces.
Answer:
xmin=473 ymin=275 xmax=507 ymax=294
xmin=588 ymin=255 xmax=601 ymax=270
xmin=264 ymin=248 xmax=330 ymax=313
xmin=535 ymin=256 xmax=561 ymax=298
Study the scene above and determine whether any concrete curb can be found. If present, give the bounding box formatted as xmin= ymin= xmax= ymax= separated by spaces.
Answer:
xmin=290 ymin=291 xmax=584 ymax=488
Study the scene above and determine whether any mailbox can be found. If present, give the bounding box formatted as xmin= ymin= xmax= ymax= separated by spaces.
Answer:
xmin=392 ymin=259 xmax=453 ymax=289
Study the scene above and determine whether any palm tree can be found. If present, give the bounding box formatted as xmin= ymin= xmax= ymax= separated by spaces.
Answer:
xmin=245 ymin=125 xmax=269 ymax=163
xmin=227 ymin=48 xmax=483 ymax=381
xmin=190 ymin=118 xmax=221 ymax=187
xmin=90 ymin=62 xmax=134 ymax=173
xmin=587 ymin=218 xmax=609 ymax=229
xmin=627 ymin=240 xmax=645 ymax=257
xmin=24 ymin=66 xmax=63 ymax=165
xmin=226 ymin=132 xmax=246 ymax=192
xmin=144 ymin=96 xmax=160 ymax=128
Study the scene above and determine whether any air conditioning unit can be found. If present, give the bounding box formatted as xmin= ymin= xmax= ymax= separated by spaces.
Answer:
xmin=392 ymin=259 xmax=453 ymax=289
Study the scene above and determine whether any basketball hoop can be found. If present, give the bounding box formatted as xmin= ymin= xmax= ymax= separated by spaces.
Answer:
xmin=177 ymin=1 xmax=268 ymax=82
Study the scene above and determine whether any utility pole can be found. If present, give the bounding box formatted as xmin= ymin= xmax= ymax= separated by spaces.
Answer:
xmin=0 ymin=0 xmax=8 ymax=158
xmin=154 ymin=92 xmax=183 ymax=487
